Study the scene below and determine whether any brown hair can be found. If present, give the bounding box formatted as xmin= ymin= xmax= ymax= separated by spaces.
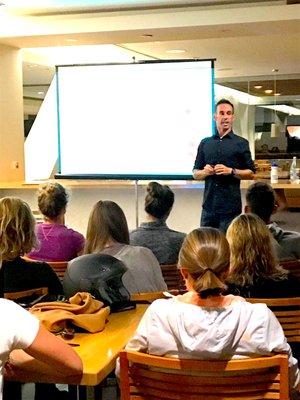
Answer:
xmin=145 ymin=181 xmax=174 ymax=219
xmin=0 ymin=197 xmax=37 ymax=261
xmin=178 ymin=228 xmax=230 ymax=298
xmin=226 ymin=213 xmax=286 ymax=286
xmin=84 ymin=200 xmax=130 ymax=254
xmin=38 ymin=182 xmax=68 ymax=220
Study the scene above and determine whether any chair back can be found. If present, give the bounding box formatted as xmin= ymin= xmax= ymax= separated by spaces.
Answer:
xmin=119 ymin=350 xmax=289 ymax=400
xmin=4 ymin=287 xmax=49 ymax=307
xmin=280 ymin=259 xmax=300 ymax=280
xmin=22 ymin=256 xmax=68 ymax=281
xmin=247 ymin=297 xmax=300 ymax=342
xmin=160 ymin=264 xmax=185 ymax=291
xmin=47 ymin=261 xmax=68 ymax=281
xmin=130 ymin=291 xmax=167 ymax=303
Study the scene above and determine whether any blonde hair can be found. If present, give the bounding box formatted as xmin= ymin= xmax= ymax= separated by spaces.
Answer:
xmin=0 ymin=197 xmax=37 ymax=261
xmin=178 ymin=228 xmax=230 ymax=298
xmin=226 ymin=213 xmax=286 ymax=286
xmin=84 ymin=200 xmax=130 ymax=254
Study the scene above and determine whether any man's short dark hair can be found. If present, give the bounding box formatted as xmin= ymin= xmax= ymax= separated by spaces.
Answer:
xmin=246 ymin=182 xmax=276 ymax=223
xmin=215 ymin=99 xmax=234 ymax=113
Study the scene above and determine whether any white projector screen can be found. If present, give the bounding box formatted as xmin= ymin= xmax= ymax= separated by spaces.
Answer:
xmin=56 ymin=59 xmax=214 ymax=179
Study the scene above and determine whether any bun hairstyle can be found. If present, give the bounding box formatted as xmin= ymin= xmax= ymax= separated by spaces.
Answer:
xmin=0 ymin=197 xmax=37 ymax=261
xmin=178 ymin=228 xmax=230 ymax=298
xmin=145 ymin=181 xmax=174 ymax=219
xmin=38 ymin=182 xmax=68 ymax=219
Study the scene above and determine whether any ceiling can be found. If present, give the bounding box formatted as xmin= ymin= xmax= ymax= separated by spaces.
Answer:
xmin=0 ymin=0 xmax=300 ymax=106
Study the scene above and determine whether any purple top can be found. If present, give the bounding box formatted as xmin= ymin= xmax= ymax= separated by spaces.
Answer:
xmin=28 ymin=222 xmax=85 ymax=262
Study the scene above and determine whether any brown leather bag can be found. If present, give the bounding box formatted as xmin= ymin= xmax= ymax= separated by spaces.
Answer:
xmin=30 ymin=292 xmax=110 ymax=333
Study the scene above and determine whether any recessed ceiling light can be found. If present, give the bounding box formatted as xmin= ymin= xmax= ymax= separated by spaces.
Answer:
xmin=66 ymin=38 xmax=78 ymax=43
xmin=264 ymin=89 xmax=273 ymax=94
xmin=274 ymin=93 xmax=281 ymax=96
xmin=166 ymin=49 xmax=186 ymax=54
xmin=38 ymin=91 xmax=44 ymax=95
xmin=254 ymin=85 xmax=262 ymax=89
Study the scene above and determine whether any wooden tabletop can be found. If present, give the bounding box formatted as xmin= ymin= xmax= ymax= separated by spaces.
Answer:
xmin=68 ymin=304 xmax=147 ymax=386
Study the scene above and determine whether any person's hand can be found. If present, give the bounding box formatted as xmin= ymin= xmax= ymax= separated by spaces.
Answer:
xmin=214 ymin=164 xmax=232 ymax=175
xmin=203 ymin=164 xmax=215 ymax=176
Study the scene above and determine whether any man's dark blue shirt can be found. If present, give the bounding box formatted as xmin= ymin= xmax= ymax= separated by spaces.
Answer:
xmin=193 ymin=131 xmax=255 ymax=214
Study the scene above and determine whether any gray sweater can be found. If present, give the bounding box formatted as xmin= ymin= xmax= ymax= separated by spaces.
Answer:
xmin=268 ymin=222 xmax=300 ymax=261
xmin=130 ymin=220 xmax=186 ymax=265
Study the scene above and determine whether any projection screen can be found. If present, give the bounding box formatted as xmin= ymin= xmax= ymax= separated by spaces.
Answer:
xmin=56 ymin=59 xmax=214 ymax=179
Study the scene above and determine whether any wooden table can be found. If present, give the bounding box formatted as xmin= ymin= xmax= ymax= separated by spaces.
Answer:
xmin=65 ymin=304 xmax=147 ymax=399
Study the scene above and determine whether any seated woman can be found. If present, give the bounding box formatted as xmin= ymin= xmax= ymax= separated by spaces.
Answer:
xmin=121 ymin=228 xmax=300 ymax=393
xmin=0 ymin=197 xmax=63 ymax=296
xmin=79 ymin=200 xmax=167 ymax=294
xmin=130 ymin=182 xmax=186 ymax=264
xmin=1 ymin=297 xmax=82 ymax=399
xmin=226 ymin=213 xmax=300 ymax=298
xmin=28 ymin=183 xmax=84 ymax=262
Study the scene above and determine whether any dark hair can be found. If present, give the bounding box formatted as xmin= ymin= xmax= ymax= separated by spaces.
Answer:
xmin=246 ymin=182 xmax=275 ymax=223
xmin=145 ymin=182 xmax=174 ymax=219
xmin=38 ymin=182 xmax=68 ymax=219
xmin=215 ymin=99 xmax=234 ymax=113
xmin=84 ymin=200 xmax=130 ymax=254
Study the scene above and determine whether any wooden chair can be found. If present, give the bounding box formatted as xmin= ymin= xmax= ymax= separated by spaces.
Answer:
xmin=160 ymin=264 xmax=185 ymax=291
xmin=119 ymin=350 xmax=289 ymax=400
xmin=280 ymin=259 xmax=300 ymax=281
xmin=131 ymin=291 xmax=167 ymax=303
xmin=22 ymin=257 xmax=68 ymax=281
xmin=46 ymin=261 xmax=68 ymax=281
xmin=247 ymin=297 xmax=300 ymax=343
xmin=4 ymin=287 xmax=49 ymax=307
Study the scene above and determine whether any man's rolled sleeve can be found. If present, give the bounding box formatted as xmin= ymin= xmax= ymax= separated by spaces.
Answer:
xmin=193 ymin=141 xmax=205 ymax=170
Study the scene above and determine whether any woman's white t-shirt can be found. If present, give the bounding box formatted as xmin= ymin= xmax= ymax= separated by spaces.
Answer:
xmin=0 ymin=299 xmax=39 ymax=400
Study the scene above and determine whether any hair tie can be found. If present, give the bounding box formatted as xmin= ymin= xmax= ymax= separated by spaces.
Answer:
xmin=199 ymin=267 xmax=215 ymax=279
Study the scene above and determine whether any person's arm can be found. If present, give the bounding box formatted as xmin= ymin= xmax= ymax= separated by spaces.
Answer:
xmin=5 ymin=324 xmax=83 ymax=384
xmin=115 ymin=305 xmax=152 ymax=378
xmin=214 ymin=138 xmax=255 ymax=180
xmin=193 ymin=164 xmax=215 ymax=181
xmin=214 ymin=164 xmax=254 ymax=179
xmin=193 ymin=140 xmax=214 ymax=181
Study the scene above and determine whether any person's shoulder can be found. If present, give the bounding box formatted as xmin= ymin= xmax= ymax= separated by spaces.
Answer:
xmin=167 ymin=228 xmax=186 ymax=239
xmin=200 ymin=136 xmax=214 ymax=144
xmin=126 ymin=244 xmax=156 ymax=258
xmin=64 ymin=226 xmax=84 ymax=240
xmin=147 ymin=298 xmax=177 ymax=315
xmin=232 ymin=132 xmax=250 ymax=144
xmin=129 ymin=226 xmax=143 ymax=238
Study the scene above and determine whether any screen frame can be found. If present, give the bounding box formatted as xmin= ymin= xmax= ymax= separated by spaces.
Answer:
xmin=55 ymin=58 xmax=215 ymax=181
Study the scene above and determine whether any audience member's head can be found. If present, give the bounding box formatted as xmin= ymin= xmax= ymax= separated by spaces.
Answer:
xmin=178 ymin=227 xmax=230 ymax=298
xmin=38 ymin=182 xmax=68 ymax=222
xmin=226 ymin=213 xmax=285 ymax=286
xmin=0 ymin=197 xmax=37 ymax=261
xmin=245 ymin=182 xmax=276 ymax=224
xmin=144 ymin=181 xmax=174 ymax=220
xmin=84 ymin=200 xmax=129 ymax=254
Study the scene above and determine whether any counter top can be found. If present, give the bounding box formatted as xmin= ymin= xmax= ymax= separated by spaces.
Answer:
xmin=0 ymin=179 xmax=299 ymax=190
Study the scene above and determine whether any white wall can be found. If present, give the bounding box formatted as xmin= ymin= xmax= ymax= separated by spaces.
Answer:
xmin=0 ymin=184 xmax=248 ymax=236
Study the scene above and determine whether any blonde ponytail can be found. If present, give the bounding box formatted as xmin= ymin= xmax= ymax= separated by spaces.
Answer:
xmin=179 ymin=228 xmax=229 ymax=298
